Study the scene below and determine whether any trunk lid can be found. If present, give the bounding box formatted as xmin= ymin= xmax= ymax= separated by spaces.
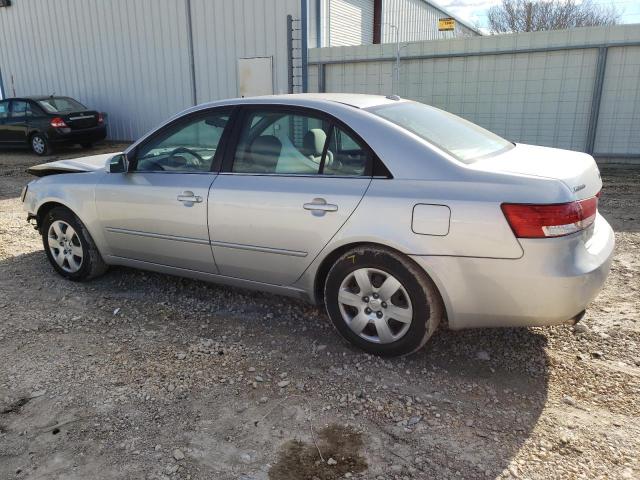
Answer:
xmin=27 ymin=153 xmax=116 ymax=177
xmin=471 ymin=143 xmax=602 ymax=200
xmin=63 ymin=110 xmax=100 ymax=130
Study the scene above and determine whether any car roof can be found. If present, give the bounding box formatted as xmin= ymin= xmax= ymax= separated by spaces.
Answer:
xmin=1 ymin=95 xmax=74 ymax=101
xmin=199 ymin=93 xmax=404 ymax=110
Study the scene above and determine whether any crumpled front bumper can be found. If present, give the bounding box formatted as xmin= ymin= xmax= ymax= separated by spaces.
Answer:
xmin=411 ymin=213 xmax=615 ymax=330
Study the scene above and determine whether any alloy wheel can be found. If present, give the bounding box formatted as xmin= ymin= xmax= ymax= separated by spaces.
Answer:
xmin=32 ymin=136 xmax=46 ymax=155
xmin=47 ymin=220 xmax=84 ymax=273
xmin=337 ymin=267 xmax=413 ymax=344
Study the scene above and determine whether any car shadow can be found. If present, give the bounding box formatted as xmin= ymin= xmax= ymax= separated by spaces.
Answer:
xmin=1 ymin=250 xmax=550 ymax=478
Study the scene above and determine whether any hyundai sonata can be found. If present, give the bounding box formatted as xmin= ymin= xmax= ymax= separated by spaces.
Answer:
xmin=22 ymin=94 xmax=614 ymax=356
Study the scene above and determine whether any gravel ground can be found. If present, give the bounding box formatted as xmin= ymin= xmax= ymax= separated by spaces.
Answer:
xmin=0 ymin=145 xmax=638 ymax=480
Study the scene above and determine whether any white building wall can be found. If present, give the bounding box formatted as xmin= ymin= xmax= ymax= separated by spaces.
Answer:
xmin=308 ymin=0 xmax=480 ymax=48
xmin=329 ymin=0 xmax=374 ymax=47
xmin=0 ymin=0 xmax=193 ymax=141
xmin=190 ymin=0 xmax=300 ymax=102
xmin=382 ymin=0 xmax=478 ymax=42
xmin=0 ymin=0 xmax=301 ymax=140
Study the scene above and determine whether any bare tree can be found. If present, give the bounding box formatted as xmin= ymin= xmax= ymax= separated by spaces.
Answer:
xmin=487 ymin=0 xmax=619 ymax=33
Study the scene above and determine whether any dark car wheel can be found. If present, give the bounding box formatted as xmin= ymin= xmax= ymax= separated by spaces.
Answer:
xmin=31 ymin=133 xmax=51 ymax=156
xmin=324 ymin=246 xmax=443 ymax=357
xmin=41 ymin=207 xmax=108 ymax=281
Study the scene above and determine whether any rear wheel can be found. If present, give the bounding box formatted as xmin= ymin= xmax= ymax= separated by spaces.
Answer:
xmin=31 ymin=133 xmax=50 ymax=156
xmin=41 ymin=207 xmax=108 ymax=281
xmin=324 ymin=246 xmax=442 ymax=356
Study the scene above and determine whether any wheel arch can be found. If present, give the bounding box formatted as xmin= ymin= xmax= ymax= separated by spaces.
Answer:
xmin=36 ymin=201 xmax=78 ymax=233
xmin=312 ymin=241 xmax=448 ymax=325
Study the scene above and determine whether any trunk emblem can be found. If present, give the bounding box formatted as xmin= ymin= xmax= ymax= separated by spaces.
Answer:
xmin=572 ymin=184 xmax=586 ymax=193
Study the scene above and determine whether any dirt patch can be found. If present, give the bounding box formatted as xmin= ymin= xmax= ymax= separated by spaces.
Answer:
xmin=269 ymin=424 xmax=367 ymax=480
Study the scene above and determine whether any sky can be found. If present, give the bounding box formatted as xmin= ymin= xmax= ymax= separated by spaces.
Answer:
xmin=437 ymin=0 xmax=640 ymax=32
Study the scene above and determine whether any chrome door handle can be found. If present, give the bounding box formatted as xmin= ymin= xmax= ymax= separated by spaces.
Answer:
xmin=177 ymin=191 xmax=203 ymax=204
xmin=303 ymin=198 xmax=338 ymax=215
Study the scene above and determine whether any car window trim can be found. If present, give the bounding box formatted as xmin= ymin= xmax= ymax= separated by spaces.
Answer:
xmin=128 ymin=106 xmax=237 ymax=174
xmin=221 ymin=104 xmax=381 ymax=178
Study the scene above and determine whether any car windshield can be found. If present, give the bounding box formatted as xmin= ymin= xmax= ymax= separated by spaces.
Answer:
xmin=37 ymin=97 xmax=86 ymax=113
xmin=367 ymin=102 xmax=513 ymax=164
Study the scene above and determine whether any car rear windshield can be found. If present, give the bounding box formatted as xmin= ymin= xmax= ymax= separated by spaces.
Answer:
xmin=37 ymin=97 xmax=86 ymax=113
xmin=367 ymin=102 xmax=513 ymax=164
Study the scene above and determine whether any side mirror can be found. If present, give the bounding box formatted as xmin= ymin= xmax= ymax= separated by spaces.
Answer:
xmin=109 ymin=153 xmax=129 ymax=173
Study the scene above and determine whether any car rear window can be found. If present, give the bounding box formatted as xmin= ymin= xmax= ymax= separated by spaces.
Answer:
xmin=37 ymin=97 xmax=86 ymax=113
xmin=367 ymin=102 xmax=513 ymax=164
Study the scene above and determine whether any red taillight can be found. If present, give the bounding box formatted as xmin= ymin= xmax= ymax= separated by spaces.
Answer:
xmin=502 ymin=194 xmax=598 ymax=238
xmin=98 ymin=113 xmax=104 ymax=123
xmin=50 ymin=117 xmax=67 ymax=128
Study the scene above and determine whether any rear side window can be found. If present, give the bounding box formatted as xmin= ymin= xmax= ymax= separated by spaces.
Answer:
xmin=232 ymin=110 xmax=331 ymax=174
xmin=323 ymin=127 xmax=368 ymax=176
xmin=26 ymin=102 xmax=43 ymax=117
xmin=9 ymin=100 xmax=27 ymax=118
xmin=230 ymin=108 xmax=370 ymax=176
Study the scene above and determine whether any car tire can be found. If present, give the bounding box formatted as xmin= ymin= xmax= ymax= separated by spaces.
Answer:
xmin=30 ymin=133 xmax=51 ymax=156
xmin=81 ymin=143 xmax=93 ymax=149
xmin=41 ymin=207 xmax=108 ymax=281
xmin=324 ymin=246 xmax=442 ymax=356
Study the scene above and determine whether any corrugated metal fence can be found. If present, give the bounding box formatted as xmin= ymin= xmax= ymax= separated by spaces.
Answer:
xmin=309 ymin=25 xmax=640 ymax=161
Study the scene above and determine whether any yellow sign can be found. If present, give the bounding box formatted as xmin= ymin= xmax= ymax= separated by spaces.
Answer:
xmin=438 ymin=18 xmax=455 ymax=31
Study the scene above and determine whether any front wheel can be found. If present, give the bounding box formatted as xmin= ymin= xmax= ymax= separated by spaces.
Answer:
xmin=324 ymin=246 xmax=443 ymax=356
xmin=31 ymin=133 xmax=51 ymax=156
xmin=41 ymin=207 xmax=108 ymax=281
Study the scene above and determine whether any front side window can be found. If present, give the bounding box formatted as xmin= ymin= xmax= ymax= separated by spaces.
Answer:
xmin=0 ymin=101 xmax=8 ymax=119
xmin=134 ymin=111 xmax=230 ymax=172
xmin=9 ymin=100 xmax=27 ymax=118
xmin=37 ymin=97 xmax=86 ymax=113
xmin=368 ymin=102 xmax=513 ymax=164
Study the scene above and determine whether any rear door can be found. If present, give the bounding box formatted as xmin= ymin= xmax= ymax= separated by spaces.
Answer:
xmin=208 ymin=106 xmax=372 ymax=285
xmin=96 ymin=108 xmax=233 ymax=273
xmin=5 ymin=100 xmax=29 ymax=143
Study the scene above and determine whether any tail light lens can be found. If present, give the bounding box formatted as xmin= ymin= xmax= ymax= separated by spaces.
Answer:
xmin=50 ymin=117 xmax=67 ymax=128
xmin=502 ymin=194 xmax=599 ymax=238
xmin=98 ymin=113 xmax=104 ymax=123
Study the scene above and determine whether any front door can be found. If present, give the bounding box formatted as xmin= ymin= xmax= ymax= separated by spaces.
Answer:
xmin=4 ymin=100 xmax=29 ymax=143
xmin=96 ymin=109 xmax=233 ymax=273
xmin=0 ymin=100 xmax=9 ymax=143
xmin=209 ymin=107 xmax=372 ymax=285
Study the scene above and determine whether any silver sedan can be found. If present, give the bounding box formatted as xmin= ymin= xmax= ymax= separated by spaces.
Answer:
xmin=22 ymin=94 xmax=614 ymax=356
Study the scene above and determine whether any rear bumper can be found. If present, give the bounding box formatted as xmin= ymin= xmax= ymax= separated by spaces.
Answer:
xmin=48 ymin=124 xmax=107 ymax=144
xmin=411 ymin=213 xmax=615 ymax=329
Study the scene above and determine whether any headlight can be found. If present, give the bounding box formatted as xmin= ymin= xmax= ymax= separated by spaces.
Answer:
xmin=20 ymin=185 xmax=28 ymax=202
